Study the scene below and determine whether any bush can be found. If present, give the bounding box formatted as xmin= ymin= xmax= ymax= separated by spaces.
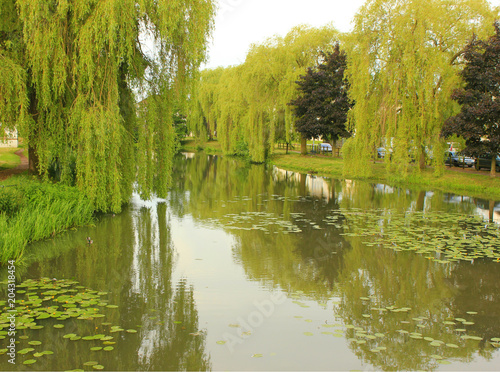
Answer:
xmin=234 ymin=140 xmax=250 ymax=158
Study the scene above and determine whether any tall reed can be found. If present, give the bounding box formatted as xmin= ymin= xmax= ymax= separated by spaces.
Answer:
xmin=0 ymin=177 xmax=94 ymax=264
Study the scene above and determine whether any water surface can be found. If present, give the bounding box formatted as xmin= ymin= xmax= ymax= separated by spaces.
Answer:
xmin=1 ymin=153 xmax=500 ymax=371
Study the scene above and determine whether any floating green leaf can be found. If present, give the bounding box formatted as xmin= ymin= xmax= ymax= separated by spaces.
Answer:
xmin=83 ymin=361 xmax=99 ymax=366
xmin=18 ymin=348 xmax=35 ymax=354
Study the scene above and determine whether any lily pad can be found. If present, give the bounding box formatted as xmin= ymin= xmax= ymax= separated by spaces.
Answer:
xmin=83 ymin=361 xmax=99 ymax=366
xmin=23 ymin=359 xmax=37 ymax=365
xmin=18 ymin=348 xmax=35 ymax=354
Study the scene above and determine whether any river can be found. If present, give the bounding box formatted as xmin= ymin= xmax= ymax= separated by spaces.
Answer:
xmin=1 ymin=153 xmax=499 ymax=371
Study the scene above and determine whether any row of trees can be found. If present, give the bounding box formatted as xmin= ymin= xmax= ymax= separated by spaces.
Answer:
xmin=0 ymin=0 xmax=215 ymax=212
xmin=188 ymin=25 xmax=340 ymax=162
xmin=189 ymin=0 xmax=500 ymax=178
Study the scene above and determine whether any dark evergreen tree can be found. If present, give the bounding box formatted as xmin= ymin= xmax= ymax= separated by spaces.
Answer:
xmin=289 ymin=44 xmax=353 ymax=155
xmin=442 ymin=23 xmax=500 ymax=177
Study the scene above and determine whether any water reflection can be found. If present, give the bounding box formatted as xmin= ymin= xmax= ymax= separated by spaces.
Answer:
xmin=0 ymin=196 xmax=210 ymax=371
xmin=168 ymin=153 xmax=500 ymax=370
xmin=1 ymin=153 xmax=499 ymax=371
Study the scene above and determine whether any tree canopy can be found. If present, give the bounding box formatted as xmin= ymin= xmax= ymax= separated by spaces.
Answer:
xmin=289 ymin=44 xmax=352 ymax=155
xmin=188 ymin=25 xmax=340 ymax=162
xmin=342 ymin=0 xmax=497 ymax=178
xmin=0 ymin=0 xmax=215 ymax=212
xmin=442 ymin=22 xmax=500 ymax=177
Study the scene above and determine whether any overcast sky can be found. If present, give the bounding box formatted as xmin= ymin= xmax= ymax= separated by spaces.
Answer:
xmin=204 ymin=0 xmax=500 ymax=70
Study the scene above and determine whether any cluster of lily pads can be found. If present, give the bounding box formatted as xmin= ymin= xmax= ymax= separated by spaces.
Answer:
xmin=292 ymin=293 xmax=500 ymax=367
xmin=338 ymin=209 xmax=500 ymax=264
xmin=205 ymin=204 xmax=500 ymax=265
xmin=0 ymin=278 xmax=137 ymax=370
xmin=206 ymin=211 xmax=304 ymax=234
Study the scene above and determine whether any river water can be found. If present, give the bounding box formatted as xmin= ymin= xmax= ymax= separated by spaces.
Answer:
xmin=1 ymin=153 xmax=500 ymax=371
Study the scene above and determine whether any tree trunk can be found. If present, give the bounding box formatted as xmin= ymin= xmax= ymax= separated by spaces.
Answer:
xmin=301 ymin=136 xmax=307 ymax=155
xmin=28 ymin=144 xmax=39 ymax=175
xmin=28 ymin=86 xmax=40 ymax=176
xmin=491 ymin=155 xmax=497 ymax=178
xmin=419 ymin=150 xmax=426 ymax=170
xmin=331 ymin=139 xmax=337 ymax=158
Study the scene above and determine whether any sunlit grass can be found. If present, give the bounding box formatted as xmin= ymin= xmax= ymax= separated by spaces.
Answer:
xmin=0 ymin=176 xmax=94 ymax=264
xmin=0 ymin=147 xmax=21 ymax=170
xmin=180 ymin=138 xmax=223 ymax=154
xmin=270 ymin=152 xmax=500 ymax=200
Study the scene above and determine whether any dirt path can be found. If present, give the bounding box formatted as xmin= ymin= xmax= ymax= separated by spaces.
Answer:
xmin=0 ymin=149 xmax=29 ymax=181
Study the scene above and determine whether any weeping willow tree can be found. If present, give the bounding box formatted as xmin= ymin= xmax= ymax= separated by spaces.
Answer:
xmin=188 ymin=67 xmax=224 ymax=142
xmin=343 ymin=0 xmax=497 ymax=179
xmin=189 ymin=25 xmax=339 ymax=163
xmin=0 ymin=0 xmax=215 ymax=212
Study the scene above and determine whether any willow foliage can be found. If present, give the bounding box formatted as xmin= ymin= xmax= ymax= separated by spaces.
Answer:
xmin=189 ymin=25 xmax=339 ymax=162
xmin=0 ymin=0 xmax=215 ymax=212
xmin=343 ymin=0 xmax=497 ymax=179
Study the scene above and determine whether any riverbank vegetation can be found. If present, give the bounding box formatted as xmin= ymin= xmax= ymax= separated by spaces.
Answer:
xmin=270 ymin=151 xmax=500 ymax=200
xmin=0 ymin=0 xmax=216 ymax=213
xmin=0 ymin=176 xmax=94 ymax=263
xmin=188 ymin=0 xmax=498 ymax=181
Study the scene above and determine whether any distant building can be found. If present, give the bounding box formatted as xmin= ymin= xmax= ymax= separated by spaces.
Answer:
xmin=0 ymin=126 xmax=18 ymax=148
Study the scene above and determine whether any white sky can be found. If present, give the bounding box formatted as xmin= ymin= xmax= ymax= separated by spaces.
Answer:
xmin=204 ymin=0 xmax=500 ymax=70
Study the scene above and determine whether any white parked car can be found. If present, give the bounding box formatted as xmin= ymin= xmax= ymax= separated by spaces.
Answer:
xmin=320 ymin=143 xmax=332 ymax=152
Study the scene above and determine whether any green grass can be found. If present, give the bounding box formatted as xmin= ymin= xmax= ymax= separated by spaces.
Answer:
xmin=270 ymin=151 xmax=500 ymax=200
xmin=179 ymin=138 xmax=224 ymax=155
xmin=0 ymin=176 xmax=95 ymax=264
xmin=0 ymin=147 xmax=21 ymax=170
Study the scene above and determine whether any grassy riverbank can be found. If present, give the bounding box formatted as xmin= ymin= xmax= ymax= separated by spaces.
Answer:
xmin=0 ymin=176 xmax=94 ymax=264
xmin=180 ymin=138 xmax=223 ymax=154
xmin=180 ymin=138 xmax=500 ymax=199
xmin=270 ymin=151 xmax=500 ymax=200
